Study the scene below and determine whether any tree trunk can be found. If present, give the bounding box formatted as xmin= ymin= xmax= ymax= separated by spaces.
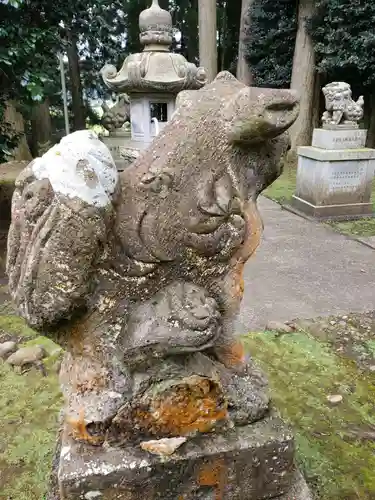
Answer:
xmin=2 ymin=100 xmax=32 ymax=161
xmin=311 ymin=71 xmax=321 ymax=130
xmin=217 ymin=0 xmax=227 ymax=72
xmin=289 ymin=0 xmax=316 ymax=153
xmin=366 ymin=92 xmax=375 ymax=148
xmin=198 ymin=0 xmax=218 ymax=82
xmin=66 ymin=31 xmax=86 ymax=131
xmin=31 ymin=99 xmax=52 ymax=156
xmin=186 ymin=0 xmax=199 ymax=64
xmin=237 ymin=0 xmax=253 ymax=85
xmin=363 ymin=92 xmax=371 ymax=131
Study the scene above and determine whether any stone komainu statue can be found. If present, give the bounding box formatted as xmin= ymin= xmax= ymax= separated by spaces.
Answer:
xmin=7 ymin=73 xmax=299 ymax=494
xmin=101 ymin=93 xmax=130 ymax=132
xmin=322 ymin=81 xmax=364 ymax=128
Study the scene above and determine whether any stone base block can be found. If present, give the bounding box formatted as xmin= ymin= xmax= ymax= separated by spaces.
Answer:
xmin=56 ymin=416 xmax=297 ymax=500
xmin=312 ymin=128 xmax=367 ymax=150
xmin=291 ymin=195 xmax=373 ymax=221
xmin=294 ymin=146 xmax=375 ymax=220
xmin=323 ymin=123 xmax=360 ymax=130
xmin=101 ymin=135 xmax=146 ymax=171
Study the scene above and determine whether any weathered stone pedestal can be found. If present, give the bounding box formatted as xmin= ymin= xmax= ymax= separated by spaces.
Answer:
xmin=292 ymin=128 xmax=375 ymax=220
xmin=102 ymin=130 xmax=145 ymax=172
xmin=52 ymin=415 xmax=310 ymax=500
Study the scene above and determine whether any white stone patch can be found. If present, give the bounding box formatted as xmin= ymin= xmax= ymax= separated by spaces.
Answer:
xmin=61 ymin=445 xmax=71 ymax=461
xmin=140 ymin=437 xmax=187 ymax=456
xmin=84 ymin=492 xmax=103 ymax=499
xmin=64 ymin=455 xmax=151 ymax=482
xmin=32 ymin=130 xmax=118 ymax=208
xmin=108 ymin=391 xmax=122 ymax=399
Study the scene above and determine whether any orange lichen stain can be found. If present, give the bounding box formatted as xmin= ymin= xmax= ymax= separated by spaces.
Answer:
xmin=66 ymin=320 xmax=87 ymax=354
xmin=135 ymin=377 xmax=228 ymax=437
xmin=76 ymin=373 xmax=107 ymax=394
xmin=229 ymin=200 xmax=262 ymax=302
xmin=239 ymin=275 xmax=245 ymax=296
xmin=241 ymin=200 xmax=263 ymax=262
xmin=66 ymin=409 xmax=104 ymax=445
xmin=215 ymin=340 xmax=246 ymax=370
xmin=198 ymin=458 xmax=227 ymax=500
xmin=67 ymin=314 xmax=104 ymax=357
xmin=231 ymin=262 xmax=245 ymax=301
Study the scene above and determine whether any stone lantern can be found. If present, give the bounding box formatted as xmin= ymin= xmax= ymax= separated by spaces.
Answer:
xmin=100 ymin=0 xmax=207 ymax=170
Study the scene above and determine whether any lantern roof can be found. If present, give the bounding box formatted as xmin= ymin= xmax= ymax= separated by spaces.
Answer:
xmin=101 ymin=0 xmax=207 ymax=94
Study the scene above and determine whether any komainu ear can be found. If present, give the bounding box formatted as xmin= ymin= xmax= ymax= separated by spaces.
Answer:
xmin=226 ymin=87 xmax=300 ymax=146
xmin=229 ymin=115 xmax=281 ymax=145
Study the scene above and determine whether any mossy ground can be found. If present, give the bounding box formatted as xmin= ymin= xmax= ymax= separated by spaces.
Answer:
xmin=263 ymin=164 xmax=298 ymax=206
xmin=264 ymin=165 xmax=375 ymax=238
xmin=325 ymin=217 xmax=375 ymax=238
xmin=245 ymin=314 xmax=375 ymax=500
xmin=0 ymin=363 xmax=62 ymax=500
xmin=0 ymin=312 xmax=62 ymax=500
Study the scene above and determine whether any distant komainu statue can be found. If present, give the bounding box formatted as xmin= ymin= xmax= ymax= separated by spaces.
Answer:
xmin=7 ymin=72 xmax=310 ymax=500
xmin=322 ymin=81 xmax=364 ymax=129
xmin=101 ymin=93 xmax=130 ymax=132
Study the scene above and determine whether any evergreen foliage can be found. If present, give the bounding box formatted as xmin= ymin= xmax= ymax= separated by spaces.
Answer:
xmin=310 ymin=0 xmax=375 ymax=92
xmin=245 ymin=0 xmax=297 ymax=88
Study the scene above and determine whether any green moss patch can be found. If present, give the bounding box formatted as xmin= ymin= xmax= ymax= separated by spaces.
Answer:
xmin=263 ymin=167 xmax=297 ymax=205
xmin=0 ymin=311 xmax=63 ymax=499
xmin=0 ymin=363 xmax=62 ymax=500
xmin=21 ymin=335 xmax=62 ymax=355
xmin=296 ymin=314 xmax=375 ymax=372
xmin=326 ymin=217 xmax=375 ymax=238
xmin=21 ymin=336 xmax=63 ymax=373
xmin=0 ymin=314 xmax=39 ymax=339
xmin=245 ymin=330 xmax=375 ymax=499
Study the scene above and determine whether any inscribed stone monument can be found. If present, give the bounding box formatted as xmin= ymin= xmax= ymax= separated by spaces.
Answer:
xmin=293 ymin=82 xmax=375 ymax=219
xmin=7 ymin=72 xmax=311 ymax=499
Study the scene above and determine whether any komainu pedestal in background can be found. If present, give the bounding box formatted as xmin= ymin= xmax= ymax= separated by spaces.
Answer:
xmin=100 ymin=95 xmax=141 ymax=171
xmin=7 ymin=72 xmax=311 ymax=499
xmin=293 ymin=81 xmax=375 ymax=220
